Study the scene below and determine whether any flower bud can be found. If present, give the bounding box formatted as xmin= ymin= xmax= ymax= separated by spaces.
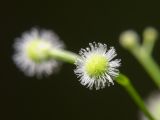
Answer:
xmin=119 ymin=30 xmax=139 ymax=49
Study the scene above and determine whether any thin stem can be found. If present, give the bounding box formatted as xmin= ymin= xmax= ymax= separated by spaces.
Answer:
xmin=49 ymin=49 xmax=80 ymax=64
xmin=131 ymin=47 xmax=160 ymax=88
xmin=116 ymin=74 xmax=155 ymax=120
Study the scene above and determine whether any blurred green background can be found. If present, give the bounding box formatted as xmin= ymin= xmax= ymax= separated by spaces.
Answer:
xmin=1 ymin=0 xmax=160 ymax=120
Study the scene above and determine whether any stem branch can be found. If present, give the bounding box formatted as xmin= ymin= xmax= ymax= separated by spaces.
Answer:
xmin=131 ymin=48 xmax=160 ymax=88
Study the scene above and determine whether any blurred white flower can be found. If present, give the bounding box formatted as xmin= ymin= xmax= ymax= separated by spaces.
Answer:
xmin=13 ymin=28 xmax=65 ymax=78
xmin=74 ymin=42 xmax=121 ymax=90
xmin=140 ymin=91 xmax=160 ymax=120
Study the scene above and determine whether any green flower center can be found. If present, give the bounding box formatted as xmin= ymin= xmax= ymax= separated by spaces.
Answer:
xmin=26 ymin=39 xmax=52 ymax=63
xmin=85 ymin=53 xmax=108 ymax=78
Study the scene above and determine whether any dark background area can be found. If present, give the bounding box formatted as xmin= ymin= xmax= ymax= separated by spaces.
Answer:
xmin=1 ymin=0 xmax=160 ymax=120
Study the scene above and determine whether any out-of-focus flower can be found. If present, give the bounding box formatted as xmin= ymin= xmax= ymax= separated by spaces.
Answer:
xmin=13 ymin=28 xmax=65 ymax=78
xmin=140 ymin=91 xmax=160 ymax=120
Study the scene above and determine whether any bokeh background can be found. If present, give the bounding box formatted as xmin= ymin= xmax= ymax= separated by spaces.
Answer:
xmin=1 ymin=0 xmax=160 ymax=120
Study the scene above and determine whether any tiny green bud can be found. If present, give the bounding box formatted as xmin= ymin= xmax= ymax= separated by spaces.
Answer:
xmin=119 ymin=30 xmax=139 ymax=49
xmin=142 ymin=27 xmax=158 ymax=54
xmin=85 ymin=54 xmax=108 ymax=78
xmin=143 ymin=27 xmax=158 ymax=42
xmin=26 ymin=39 xmax=52 ymax=62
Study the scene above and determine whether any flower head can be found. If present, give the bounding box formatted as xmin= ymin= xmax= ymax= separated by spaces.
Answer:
xmin=140 ymin=91 xmax=160 ymax=120
xmin=74 ymin=42 xmax=121 ymax=90
xmin=13 ymin=28 xmax=65 ymax=78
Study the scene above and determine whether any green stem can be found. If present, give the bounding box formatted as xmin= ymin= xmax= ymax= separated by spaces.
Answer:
xmin=131 ymin=47 xmax=160 ymax=88
xmin=116 ymin=74 xmax=155 ymax=120
xmin=49 ymin=49 xmax=80 ymax=64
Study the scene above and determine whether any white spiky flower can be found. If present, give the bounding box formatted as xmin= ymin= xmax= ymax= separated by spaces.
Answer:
xmin=74 ymin=42 xmax=121 ymax=90
xmin=13 ymin=28 xmax=65 ymax=78
xmin=140 ymin=91 xmax=160 ymax=120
